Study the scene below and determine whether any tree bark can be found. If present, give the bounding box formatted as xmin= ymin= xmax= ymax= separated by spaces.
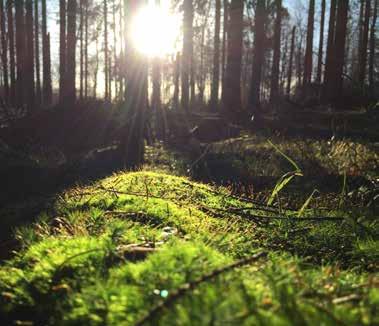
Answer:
xmin=46 ymin=32 xmax=52 ymax=102
xmin=303 ymin=0 xmax=315 ymax=86
xmin=181 ymin=0 xmax=193 ymax=111
xmin=121 ymin=0 xmax=148 ymax=168
xmin=152 ymin=0 xmax=164 ymax=139
xmin=0 ymin=0 xmax=9 ymax=103
xmin=104 ymin=0 xmax=109 ymax=100
xmin=358 ymin=0 xmax=370 ymax=85
xmin=66 ymin=0 xmax=77 ymax=105
xmin=270 ymin=0 xmax=282 ymax=103
xmin=25 ymin=0 xmax=35 ymax=112
xmin=84 ymin=0 xmax=89 ymax=99
xmin=79 ymin=0 xmax=84 ymax=100
xmin=34 ymin=0 xmax=41 ymax=106
xmin=369 ymin=0 xmax=378 ymax=93
xmin=15 ymin=0 xmax=25 ymax=107
xmin=118 ymin=0 xmax=123 ymax=99
xmin=280 ymin=28 xmax=289 ymax=94
xmin=93 ymin=36 xmax=99 ymax=98
xmin=352 ymin=0 xmax=365 ymax=81
xmin=287 ymin=26 xmax=296 ymax=96
xmin=42 ymin=0 xmax=52 ymax=105
xmin=59 ymin=0 xmax=66 ymax=102
xmin=323 ymin=0 xmax=337 ymax=101
xmin=113 ymin=0 xmax=117 ymax=99
xmin=221 ymin=0 xmax=228 ymax=104
xmin=173 ymin=52 xmax=180 ymax=109
xmin=316 ymin=0 xmax=326 ymax=84
xmin=331 ymin=0 xmax=349 ymax=103
xmin=7 ymin=0 xmax=15 ymax=106
xmin=250 ymin=0 xmax=265 ymax=111
xmin=210 ymin=0 xmax=221 ymax=107
xmin=223 ymin=0 xmax=244 ymax=114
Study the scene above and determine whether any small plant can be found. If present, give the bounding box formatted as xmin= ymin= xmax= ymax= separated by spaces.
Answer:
xmin=267 ymin=140 xmax=303 ymax=206
xmin=297 ymin=189 xmax=319 ymax=217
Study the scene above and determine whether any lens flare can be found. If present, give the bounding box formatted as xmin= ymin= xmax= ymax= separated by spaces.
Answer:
xmin=131 ymin=4 xmax=180 ymax=57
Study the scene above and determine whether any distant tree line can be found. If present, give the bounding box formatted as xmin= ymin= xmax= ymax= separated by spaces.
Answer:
xmin=0 ymin=0 xmax=377 ymax=166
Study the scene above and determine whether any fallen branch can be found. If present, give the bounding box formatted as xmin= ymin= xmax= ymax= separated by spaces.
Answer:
xmin=202 ymin=205 xmax=346 ymax=223
xmin=135 ymin=251 xmax=267 ymax=326
xmin=70 ymin=187 xmax=348 ymax=224
xmin=237 ymin=211 xmax=346 ymax=223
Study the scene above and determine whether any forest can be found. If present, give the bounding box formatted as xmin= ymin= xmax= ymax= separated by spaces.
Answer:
xmin=0 ymin=0 xmax=378 ymax=325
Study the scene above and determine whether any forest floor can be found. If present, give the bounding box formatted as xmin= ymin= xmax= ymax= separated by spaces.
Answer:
xmin=0 ymin=131 xmax=378 ymax=325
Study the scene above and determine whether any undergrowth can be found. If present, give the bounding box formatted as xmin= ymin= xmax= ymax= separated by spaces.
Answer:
xmin=0 ymin=171 xmax=377 ymax=325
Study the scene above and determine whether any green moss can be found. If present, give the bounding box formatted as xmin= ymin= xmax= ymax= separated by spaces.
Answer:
xmin=0 ymin=171 xmax=377 ymax=325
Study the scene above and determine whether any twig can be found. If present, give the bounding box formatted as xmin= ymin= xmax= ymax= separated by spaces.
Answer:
xmin=188 ymin=143 xmax=212 ymax=172
xmin=135 ymin=251 xmax=267 ymax=326
xmin=308 ymin=301 xmax=348 ymax=326
xmin=332 ymin=294 xmax=361 ymax=305
xmin=207 ymin=187 xmax=299 ymax=213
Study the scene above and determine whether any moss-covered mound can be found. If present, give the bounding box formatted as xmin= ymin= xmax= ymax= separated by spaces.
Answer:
xmin=0 ymin=171 xmax=377 ymax=325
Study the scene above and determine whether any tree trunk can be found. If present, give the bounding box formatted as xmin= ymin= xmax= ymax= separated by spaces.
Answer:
xmin=46 ymin=32 xmax=52 ymax=102
xmin=79 ymin=0 xmax=84 ymax=100
xmin=59 ymin=0 xmax=66 ymax=102
xmin=108 ymin=56 xmax=112 ymax=100
xmin=84 ymin=0 xmax=89 ymax=99
xmin=369 ymin=0 xmax=378 ymax=94
xmin=113 ymin=0 xmax=117 ymax=99
xmin=93 ymin=37 xmax=99 ymax=98
xmin=270 ymin=0 xmax=282 ymax=103
xmin=250 ymin=0 xmax=265 ymax=111
xmin=7 ymin=0 xmax=15 ymax=106
xmin=287 ymin=26 xmax=296 ymax=96
xmin=358 ymin=0 xmax=370 ymax=85
xmin=353 ymin=0 xmax=365 ymax=81
xmin=66 ymin=0 xmax=76 ymax=105
xmin=331 ymin=0 xmax=349 ymax=103
xmin=323 ymin=0 xmax=337 ymax=101
xmin=181 ymin=0 xmax=193 ymax=111
xmin=121 ymin=0 xmax=148 ymax=168
xmin=0 ymin=0 xmax=9 ymax=103
xmin=221 ymin=0 xmax=228 ymax=104
xmin=118 ymin=0 xmax=123 ymax=99
xmin=296 ymin=32 xmax=303 ymax=86
xmin=42 ymin=0 xmax=52 ymax=105
xmin=152 ymin=56 xmax=164 ymax=138
xmin=280 ymin=30 xmax=289 ymax=94
xmin=25 ymin=0 xmax=35 ymax=112
xmin=173 ymin=52 xmax=180 ymax=109
xmin=34 ymin=0 xmax=41 ymax=106
xmin=198 ymin=3 xmax=211 ymax=106
xmin=223 ymin=0 xmax=244 ymax=114
xmin=15 ymin=0 xmax=25 ymax=107
xmin=152 ymin=0 xmax=164 ymax=139
xmin=316 ymin=0 xmax=326 ymax=84
xmin=104 ymin=0 xmax=109 ymax=100
xmin=303 ymin=0 xmax=315 ymax=86
xmin=210 ymin=0 xmax=221 ymax=107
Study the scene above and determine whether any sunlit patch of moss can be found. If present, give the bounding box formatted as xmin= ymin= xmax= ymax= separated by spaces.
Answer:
xmin=63 ymin=171 xmax=243 ymax=213
xmin=65 ymin=240 xmax=230 ymax=325
xmin=0 ymin=170 xmax=377 ymax=325
xmin=0 ymin=236 xmax=112 ymax=324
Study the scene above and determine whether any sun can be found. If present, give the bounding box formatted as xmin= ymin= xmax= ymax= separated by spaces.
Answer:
xmin=131 ymin=3 xmax=181 ymax=58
